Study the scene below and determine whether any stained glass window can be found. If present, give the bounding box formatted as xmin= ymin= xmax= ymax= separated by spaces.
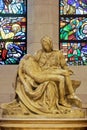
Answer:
xmin=59 ymin=0 xmax=87 ymax=65
xmin=0 ymin=0 xmax=27 ymax=65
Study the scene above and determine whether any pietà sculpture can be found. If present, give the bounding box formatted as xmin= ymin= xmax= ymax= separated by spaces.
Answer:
xmin=1 ymin=36 xmax=85 ymax=118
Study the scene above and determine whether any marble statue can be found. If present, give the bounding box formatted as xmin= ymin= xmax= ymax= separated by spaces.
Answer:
xmin=1 ymin=36 xmax=85 ymax=117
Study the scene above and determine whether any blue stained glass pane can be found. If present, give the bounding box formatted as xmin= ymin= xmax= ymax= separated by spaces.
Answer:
xmin=60 ymin=42 xmax=87 ymax=65
xmin=60 ymin=0 xmax=87 ymax=15
xmin=0 ymin=17 xmax=26 ymax=40
xmin=0 ymin=0 xmax=27 ymax=65
xmin=0 ymin=0 xmax=26 ymax=14
xmin=0 ymin=42 xmax=26 ymax=65
xmin=60 ymin=17 xmax=87 ymax=40
xmin=59 ymin=0 xmax=87 ymax=66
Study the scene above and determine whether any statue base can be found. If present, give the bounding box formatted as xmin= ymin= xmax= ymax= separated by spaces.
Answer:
xmin=0 ymin=108 xmax=87 ymax=130
xmin=0 ymin=117 xmax=87 ymax=130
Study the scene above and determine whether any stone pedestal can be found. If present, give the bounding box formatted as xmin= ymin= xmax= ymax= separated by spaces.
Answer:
xmin=0 ymin=118 xmax=87 ymax=130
